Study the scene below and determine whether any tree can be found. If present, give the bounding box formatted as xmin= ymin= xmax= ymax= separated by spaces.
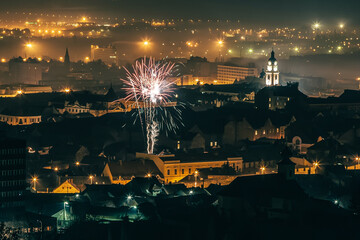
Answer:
xmin=0 ymin=223 xmax=24 ymax=240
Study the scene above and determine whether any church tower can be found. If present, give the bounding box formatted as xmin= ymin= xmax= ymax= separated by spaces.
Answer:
xmin=265 ymin=50 xmax=279 ymax=86
xmin=64 ymin=48 xmax=70 ymax=73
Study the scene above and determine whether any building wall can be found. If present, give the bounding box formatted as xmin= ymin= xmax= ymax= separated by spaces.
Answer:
xmin=217 ymin=65 xmax=258 ymax=84
xmin=138 ymin=153 xmax=242 ymax=183
xmin=90 ymin=45 xmax=117 ymax=65
xmin=268 ymin=96 xmax=290 ymax=110
xmin=9 ymin=62 xmax=42 ymax=84
xmin=223 ymin=119 xmax=285 ymax=145
xmin=0 ymin=114 xmax=41 ymax=125
xmin=0 ymin=139 xmax=26 ymax=209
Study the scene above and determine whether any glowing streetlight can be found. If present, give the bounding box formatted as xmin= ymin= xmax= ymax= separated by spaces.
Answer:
xmin=194 ymin=170 xmax=199 ymax=187
xmin=248 ymin=48 xmax=253 ymax=53
xmin=337 ymin=46 xmax=342 ymax=51
xmin=89 ymin=175 xmax=94 ymax=184
xmin=84 ymin=57 xmax=90 ymax=63
xmin=339 ymin=23 xmax=345 ymax=29
xmin=32 ymin=177 xmax=38 ymax=192
xmin=1 ymin=58 xmax=6 ymax=63
xmin=143 ymin=40 xmax=149 ymax=46
xmin=313 ymin=161 xmax=319 ymax=173
xmin=313 ymin=22 xmax=320 ymax=30
xmin=260 ymin=166 xmax=266 ymax=174
xmin=146 ymin=173 xmax=151 ymax=178
xmin=127 ymin=195 xmax=132 ymax=201
xmin=16 ymin=89 xmax=23 ymax=95
xmin=217 ymin=40 xmax=223 ymax=46
xmin=294 ymin=47 xmax=299 ymax=52
xmin=75 ymin=161 xmax=80 ymax=166
xmin=25 ymin=43 xmax=33 ymax=48
xmin=64 ymin=88 xmax=71 ymax=93
xmin=355 ymin=156 xmax=359 ymax=169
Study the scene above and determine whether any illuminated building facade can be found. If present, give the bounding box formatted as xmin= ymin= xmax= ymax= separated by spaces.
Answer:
xmin=138 ymin=153 xmax=243 ymax=184
xmin=217 ymin=65 xmax=258 ymax=84
xmin=0 ymin=107 xmax=42 ymax=125
xmin=265 ymin=50 xmax=279 ymax=86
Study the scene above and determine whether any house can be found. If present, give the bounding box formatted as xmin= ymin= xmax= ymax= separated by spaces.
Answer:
xmin=52 ymin=180 xmax=80 ymax=194
xmin=255 ymin=82 xmax=307 ymax=110
xmin=0 ymin=106 xmax=42 ymax=125
xmin=218 ymin=157 xmax=308 ymax=220
xmin=223 ymin=111 xmax=295 ymax=144
xmin=138 ymin=151 xmax=243 ymax=184
xmin=178 ymin=163 xmax=238 ymax=188
xmin=102 ymin=159 xmax=163 ymax=184
xmin=307 ymin=138 xmax=356 ymax=166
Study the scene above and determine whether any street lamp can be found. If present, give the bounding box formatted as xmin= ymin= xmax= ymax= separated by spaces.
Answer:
xmin=217 ymin=40 xmax=223 ymax=62
xmin=32 ymin=177 xmax=38 ymax=192
xmin=63 ymin=202 xmax=68 ymax=221
xmin=25 ymin=43 xmax=33 ymax=58
xmin=89 ymin=175 xmax=93 ymax=184
xmin=313 ymin=161 xmax=319 ymax=174
xmin=75 ymin=161 xmax=80 ymax=166
xmin=260 ymin=166 xmax=266 ymax=174
xmin=355 ymin=156 xmax=359 ymax=169
xmin=194 ymin=170 xmax=199 ymax=187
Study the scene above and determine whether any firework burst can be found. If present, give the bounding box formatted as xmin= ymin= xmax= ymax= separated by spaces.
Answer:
xmin=122 ymin=57 xmax=180 ymax=154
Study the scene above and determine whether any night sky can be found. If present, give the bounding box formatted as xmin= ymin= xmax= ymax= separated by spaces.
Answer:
xmin=0 ymin=0 xmax=359 ymax=26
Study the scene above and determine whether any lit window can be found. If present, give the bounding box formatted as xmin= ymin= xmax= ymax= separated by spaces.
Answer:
xmin=255 ymin=130 xmax=258 ymax=135
xmin=263 ymin=130 xmax=266 ymax=135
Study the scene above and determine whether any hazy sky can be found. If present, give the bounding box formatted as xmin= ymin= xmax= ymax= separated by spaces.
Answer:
xmin=0 ymin=0 xmax=359 ymax=26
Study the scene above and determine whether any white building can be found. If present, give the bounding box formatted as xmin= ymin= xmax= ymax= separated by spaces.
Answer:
xmin=265 ymin=50 xmax=279 ymax=86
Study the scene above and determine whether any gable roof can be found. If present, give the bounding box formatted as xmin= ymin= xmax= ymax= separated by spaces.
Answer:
xmin=107 ymin=159 xmax=163 ymax=178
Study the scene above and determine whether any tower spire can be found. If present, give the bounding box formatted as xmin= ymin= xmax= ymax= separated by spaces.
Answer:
xmin=265 ymin=50 xmax=279 ymax=86
xmin=64 ymin=48 xmax=70 ymax=73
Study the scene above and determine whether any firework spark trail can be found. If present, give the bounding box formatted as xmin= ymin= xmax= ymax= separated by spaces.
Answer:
xmin=122 ymin=57 xmax=179 ymax=154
